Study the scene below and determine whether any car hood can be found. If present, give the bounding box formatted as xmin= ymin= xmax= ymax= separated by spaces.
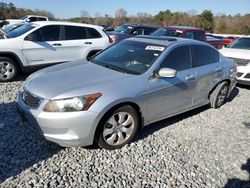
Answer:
xmin=219 ymin=47 xmax=250 ymax=59
xmin=25 ymin=60 xmax=135 ymax=99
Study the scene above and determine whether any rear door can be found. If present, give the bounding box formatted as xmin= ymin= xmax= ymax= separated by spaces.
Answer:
xmin=147 ymin=45 xmax=197 ymax=122
xmin=22 ymin=25 xmax=63 ymax=66
xmin=60 ymin=25 xmax=105 ymax=61
xmin=191 ymin=45 xmax=222 ymax=105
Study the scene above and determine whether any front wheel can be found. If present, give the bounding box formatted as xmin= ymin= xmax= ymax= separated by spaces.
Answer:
xmin=210 ymin=82 xmax=229 ymax=108
xmin=0 ymin=57 xmax=18 ymax=82
xmin=95 ymin=105 xmax=139 ymax=150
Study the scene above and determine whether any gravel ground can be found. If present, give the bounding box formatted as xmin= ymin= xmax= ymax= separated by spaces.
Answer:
xmin=0 ymin=77 xmax=250 ymax=188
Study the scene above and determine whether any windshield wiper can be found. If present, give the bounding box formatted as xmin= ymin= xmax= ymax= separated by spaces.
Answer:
xmin=103 ymin=64 xmax=126 ymax=73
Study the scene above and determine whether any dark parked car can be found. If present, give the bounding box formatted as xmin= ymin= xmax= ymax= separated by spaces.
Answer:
xmin=107 ymin=24 xmax=159 ymax=43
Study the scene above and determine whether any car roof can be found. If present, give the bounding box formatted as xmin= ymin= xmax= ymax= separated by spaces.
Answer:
xmin=30 ymin=21 xmax=104 ymax=30
xmin=126 ymin=35 xmax=209 ymax=47
xmin=123 ymin=24 xmax=159 ymax=28
xmin=26 ymin=15 xmax=48 ymax=18
xmin=163 ymin=25 xmax=204 ymax=31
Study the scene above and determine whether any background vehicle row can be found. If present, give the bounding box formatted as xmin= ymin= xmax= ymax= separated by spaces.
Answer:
xmin=0 ymin=21 xmax=112 ymax=81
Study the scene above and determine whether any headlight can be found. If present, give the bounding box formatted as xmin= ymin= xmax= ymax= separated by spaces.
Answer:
xmin=43 ymin=93 xmax=102 ymax=112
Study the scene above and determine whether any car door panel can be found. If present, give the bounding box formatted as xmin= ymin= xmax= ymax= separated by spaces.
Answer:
xmin=22 ymin=41 xmax=63 ymax=65
xmin=191 ymin=45 xmax=222 ymax=105
xmin=146 ymin=45 xmax=196 ymax=123
xmin=22 ymin=25 xmax=63 ymax=66
xmin=147 ymin=69 xmax=196 ymax=122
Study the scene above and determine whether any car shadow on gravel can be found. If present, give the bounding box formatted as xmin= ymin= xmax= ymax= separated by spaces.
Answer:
xmin=135 ymin=105 xmax=210 ymax=142
xmin=224 ymin=158 xmax=250 ymax=188
xmin=0 ymin=101 xmax=62 ymax=183
xmin=227 ymin=87 xmax=239 ymax=102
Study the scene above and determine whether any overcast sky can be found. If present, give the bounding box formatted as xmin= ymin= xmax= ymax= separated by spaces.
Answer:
xmin=2 ymin=0 xmax=250 ymax=19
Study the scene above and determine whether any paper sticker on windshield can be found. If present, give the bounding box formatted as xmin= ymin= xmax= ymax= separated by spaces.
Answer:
xmin=145 ymin=46 xmax=165 ymax=51
xmin=176 ymin=30 xmax=183 ymax=33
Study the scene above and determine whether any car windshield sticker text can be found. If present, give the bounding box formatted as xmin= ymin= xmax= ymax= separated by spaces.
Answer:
xmin=145 ymin=46 xmax=165 ymax=51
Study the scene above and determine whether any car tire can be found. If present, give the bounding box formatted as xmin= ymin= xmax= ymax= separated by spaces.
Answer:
xmin=210 ymin=81 xmax=229 ymax=109
xmin=0 ymin=57 xmax=18 ymax=82
xmin=95 ymin=105 xmax=139 ymax=150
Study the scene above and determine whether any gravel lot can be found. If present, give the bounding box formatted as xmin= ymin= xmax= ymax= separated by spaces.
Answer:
xmin=0 ymin=77 xmax=250 ymax=188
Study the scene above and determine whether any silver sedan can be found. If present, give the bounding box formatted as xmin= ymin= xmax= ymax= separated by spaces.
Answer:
xmin=17 ymin=36 xmax=237 ymax=150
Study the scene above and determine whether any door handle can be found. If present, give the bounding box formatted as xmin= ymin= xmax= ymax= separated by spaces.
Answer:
xmin=185 ymin=74 xmax=195 ymax=81
xmin=84 ymin=42 xmax=92 ymax=44
xmin=215 ymin=66 xmax=222 ymax=71
xmin=52 ymin=43 xmax=62 ymax=46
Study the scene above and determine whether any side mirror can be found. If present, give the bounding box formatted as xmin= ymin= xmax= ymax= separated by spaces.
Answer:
xmin=26 ymin=18 xmax=30 ymax=22
xmin=158 ymin=68 xmax=176 ymax=78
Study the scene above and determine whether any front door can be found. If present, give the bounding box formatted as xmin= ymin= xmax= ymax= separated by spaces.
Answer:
xmin=22 ymin=25 xmax=63 ymax=66
xmin=147 ymin=45 xmax=196 ymax=123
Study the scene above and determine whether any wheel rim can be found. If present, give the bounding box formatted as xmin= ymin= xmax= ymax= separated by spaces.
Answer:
xmin=103 ymin=112 xmax=135 ymax=146
xmin=0 ymin=61 xmax=15 ymax=80
xmin=217 ymin=85 xmax=229 ymax=106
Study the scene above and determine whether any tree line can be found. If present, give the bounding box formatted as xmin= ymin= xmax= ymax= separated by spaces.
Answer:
xmin=0 ymin=2 xmax=249 ymax=34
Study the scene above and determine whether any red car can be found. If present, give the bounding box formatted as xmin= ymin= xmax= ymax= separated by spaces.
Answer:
xmin=151 ymin=26 xmax=224 ymax=49
xmin=223 ymin=36 xmax=238 ymax=46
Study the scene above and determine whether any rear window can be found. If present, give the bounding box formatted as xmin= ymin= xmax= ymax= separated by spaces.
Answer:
xmin=86 ymin=27 xmax=102 ymax=39
xmin=185 ymin=32 xmax=205 ymax=41
xmin=151 ymin=28 xmax=182 ymax=37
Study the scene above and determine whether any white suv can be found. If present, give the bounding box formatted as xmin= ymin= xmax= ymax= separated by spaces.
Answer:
xmin=220 ymin=35 xmax=250 ymax=85
xmin=0 ymin=21 xmax=112 ymax=81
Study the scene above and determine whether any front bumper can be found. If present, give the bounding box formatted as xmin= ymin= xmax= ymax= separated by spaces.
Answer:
xmin=236 ymin=65 xmax=250 ymax=85
xmin=17 ymin=93 xmax=100 ymax=147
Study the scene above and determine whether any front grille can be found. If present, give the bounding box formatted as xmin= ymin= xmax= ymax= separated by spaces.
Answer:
xmin=230 ymin=58 xmax=249 ymax=66
xmin=237 ymin=72 xmax=244 ymax=78
xmin=22 ymin=90 xmax=42 ymax=108
xmin=244 ymin=74 xmax=250 ymax=79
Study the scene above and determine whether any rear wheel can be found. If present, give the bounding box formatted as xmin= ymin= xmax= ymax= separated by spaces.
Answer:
xmin=95 ymin=105 xmax=139 ymax=150
xmin=0 ymin=57 xmax=18 ymax=82
xmin=210 ymin=82 xmax=229 ymax=108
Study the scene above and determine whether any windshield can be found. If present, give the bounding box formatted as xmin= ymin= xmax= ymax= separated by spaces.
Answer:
xmin=20 ymin=16 xmax=28 ymax=20
xmin=7 ymin=23 xmax=35 ymax=38
xmin=151 ymin=28 xmax=182 ymax=37
xmin=227 ymin=37 xmax=250 ymax=50
xmin=91 ymin=40 xmax=165 ymax=75
xmin=2 ymin=24 xmax=23 ymax=33
xmin=114 ymin=25 xmax=134 ymax=34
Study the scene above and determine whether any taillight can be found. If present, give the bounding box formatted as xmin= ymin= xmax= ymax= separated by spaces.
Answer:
xmin=108 ymin=36 xmax=113 ymax=44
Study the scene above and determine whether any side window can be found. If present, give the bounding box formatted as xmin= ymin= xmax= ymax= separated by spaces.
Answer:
xmin=144 ymin=28 xmax=155 ymax=35
xmin=193 ymin=32 xmax=205 ymax=41
xmin=27 ymin=17 xmax=37 ymax=22
xmin=133 ymin=28 xmax=143 ymax=35
xmin=37 ymin=17 xmax=47 ymax=21
xmin=185 ymin=32 xmax=194 ymax=39
xmin=160 ymin=46 xmax=191 ymax=71
xmin=191 ymin=45 xmax=219 ymax=67
xmin=29 ymin=25 xmax=60 ymax=41
xmin=85 ymin=27 xmax=102 ymax=39
xmin=64 ymin=26 xmax=86 ymax=40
